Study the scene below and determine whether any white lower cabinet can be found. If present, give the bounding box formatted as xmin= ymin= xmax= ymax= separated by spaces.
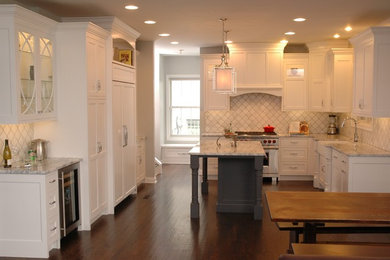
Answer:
xmin=278 ymin=137 xmax=309 ymax=177
xmin=317 ymin=143 xmax=333 ymax=191
xmin=0 ymin=172 xmax=60 ymax=258
xmin=88 ymin=99 xmax=108 ymax=221
xmin=161 ymin=145 xmax=194 ymax=164
xmin=331 ymin=149 xmax=390 ymax=192
xmin=112 ymin=80 xmax=137 ymax=206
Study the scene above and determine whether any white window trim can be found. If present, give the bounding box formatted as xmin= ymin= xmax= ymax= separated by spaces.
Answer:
xmin=166 ymin=74 xmax=200 ymax=143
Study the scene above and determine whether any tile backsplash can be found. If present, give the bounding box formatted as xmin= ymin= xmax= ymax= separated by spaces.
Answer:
xmin=0 ymin=124 xmax=34 ymax=162
xmin=203 ymin=93 xmax=330 ymax=134
xmin=339 ymin=115 xmax=390 ymax=152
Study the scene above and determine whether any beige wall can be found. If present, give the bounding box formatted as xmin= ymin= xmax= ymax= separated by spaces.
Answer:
xmin=136 ymin=41 xmax=156 ymax=181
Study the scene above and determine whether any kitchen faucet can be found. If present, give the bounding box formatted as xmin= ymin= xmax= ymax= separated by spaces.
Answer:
xmin=341 ymin=117 xmax=359 ymax=142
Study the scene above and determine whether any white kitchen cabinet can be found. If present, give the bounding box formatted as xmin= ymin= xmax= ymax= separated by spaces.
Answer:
xmin=112 ymin=74 xmax=137 ymax=206
xmin=325 ymin=48 xmax=353 ymax=112
xmin=278 ymin=138 xmax=309 ymax=176
xmin=309 ymin=138 xmax=320 ymax=188
xmin=0 ymin=5 xmax=57 ymax=124
xmin=307 ymin=41 xmax=352 ymax=112
xmin=0 ymin=172 xmax=60 ymax=258
xmin=88 ymin=99 xmax=108 ymax=221
xmin=317 ymin=143 xmax=333 ymax=191
xmin=161 ymin=145 xmax=194 ymax=164
xmin=87 ymin=36 xmax=106 ymax=97
xmin=350 ymin=27 xmax=390 ymax=117
xmin=331 ymin=149 xmax=349 ymax=192
xmin=228 ymin=43 xmax=285 ymax=93
xmin=136 ymin=136 xmax=146 ymax=185
xmin=201 ymin=54 xmax=230 ymax=111
xmin=282 ymin=53 xmax=308 ymax=110
xmin=54 ymin=22 xmax=110 ymax=227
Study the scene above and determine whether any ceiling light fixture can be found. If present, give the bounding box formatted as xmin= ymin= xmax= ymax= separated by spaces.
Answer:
xmin=280 ymin=39 xmax=288 ymax=44
xmin=144 ymin=20 xmax=156 ymax=24
xmin=345 ymin=26 xmax=352 ymax=32
xmin=125 ymin=5 xmax=138 ymax=10
xmin=213 ymin=18 xmax=236 ymax=94
xmin=159 ymin=33 xmax=170 ymax=37
xmin=170 ymin=41 xmax=179 ymax=45
xmin=333 ymin=33 xmax=340 ymax=38
xmin=293 ymin=18 xmax=306 ymax=22
xmin=285 ymin=31 xmax=295 ymax=35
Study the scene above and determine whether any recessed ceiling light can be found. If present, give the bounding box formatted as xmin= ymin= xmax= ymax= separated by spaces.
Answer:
xmin=170 ymin=41 xmax=179 ymax=45
xmin=158 ymin=33 xmax=170 ymax=37
xmin=125 ymin=5 xmax=138 ymax=10
xmin=225 ymin=40 xmax=233 ymax=44
xmin=280 ymin=39 xmax=288 ymax=44
xmin=333 ymin=33 xmax=340 ymax=38
xmin=285 ymin=31 xmax=295 ymax=35
xmin=345 ymin=26 xmax=352 ymax=32
xmin=293 ymin=18 xmax=306 ymax=22
xmin=144 ymin=20 xmax=156 ymax=24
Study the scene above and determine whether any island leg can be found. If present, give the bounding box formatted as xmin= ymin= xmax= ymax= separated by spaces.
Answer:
xmin=190 ymin=155 xmax=200 ymax=218
xmin=201 ymin=157 xmax=208 ymax=194
xmin=253 ymin=156 xmax=263 ymax=220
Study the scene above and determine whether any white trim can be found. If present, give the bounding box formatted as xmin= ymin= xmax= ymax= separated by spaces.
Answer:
xmin=145 ymin=176 xmax=157 ymax=184
xmin=165 ymin=74 xmax=200 ymax=143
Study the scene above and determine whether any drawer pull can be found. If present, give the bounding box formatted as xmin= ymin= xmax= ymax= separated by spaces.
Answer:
xmin=290 ymin=152 xmax=298 ymax=156
xmin=50 ymin=226 xmax=57 ymax=232
xmin=341 ymin=170 xmax=346 ymax=173
xmin=290 ymin=141 xmax=298 ymax=144
xmin=49 ymin=179 xmax=56 ymax=184
xmin=289 ymin=166 xmax=298 ymax=169
xmin=341 ymin=160 xmax=347 ymax=163
xmin=49 ymin=200 xmax=56 ymax=205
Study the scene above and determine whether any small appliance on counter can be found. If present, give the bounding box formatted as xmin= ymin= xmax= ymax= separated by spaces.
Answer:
xmin=30 ymin=139 xmax=48 ymax=161
xmin=289 ymin=121 xmax=309 ymax=135
xmin=327 ymin=115 xmax=338 ymax=135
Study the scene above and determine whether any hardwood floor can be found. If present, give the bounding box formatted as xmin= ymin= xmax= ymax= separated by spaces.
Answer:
xmin=5 ymin=164 xmax=389 ymax=260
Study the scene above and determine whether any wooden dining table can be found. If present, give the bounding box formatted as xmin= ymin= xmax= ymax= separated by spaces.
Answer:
xmin=265 ymin=191 xmax=390 ymax=243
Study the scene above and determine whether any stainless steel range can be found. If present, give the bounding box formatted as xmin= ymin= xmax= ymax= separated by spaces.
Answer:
xmin=236 ymin=131 xmax=279 ymax=181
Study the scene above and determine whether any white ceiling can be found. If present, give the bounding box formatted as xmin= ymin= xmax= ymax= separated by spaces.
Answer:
xmin=8 ymin=0 xmax=390 ymax=55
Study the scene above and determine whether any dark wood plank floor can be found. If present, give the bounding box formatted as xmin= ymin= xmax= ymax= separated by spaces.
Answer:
xmin=4 ymin=164 xmax=389 ymax=260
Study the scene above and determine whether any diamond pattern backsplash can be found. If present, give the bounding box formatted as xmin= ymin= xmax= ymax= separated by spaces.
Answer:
xmin=339 ymin=115 xmax=390 ymax=152
xmin=0 ymin=124 xmax=34 ymax=163
xmin=203 ymin=93 xmax=330 ymax=134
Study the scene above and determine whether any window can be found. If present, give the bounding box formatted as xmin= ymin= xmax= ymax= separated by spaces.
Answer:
xmin=167 ymin=76 xmax=200 ymax=142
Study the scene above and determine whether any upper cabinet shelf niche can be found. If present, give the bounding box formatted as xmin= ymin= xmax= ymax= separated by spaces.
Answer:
xmin=0 ymin=5 xmax=57 ymax=123
xmin=350 ymin=26 xmax=390 ymax=118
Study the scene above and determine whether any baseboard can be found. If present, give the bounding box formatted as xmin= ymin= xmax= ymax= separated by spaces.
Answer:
xmin=279 ymin=175 xmax=314 ymax=181
xmin=145 ymin=176 xmax=157 ymax=184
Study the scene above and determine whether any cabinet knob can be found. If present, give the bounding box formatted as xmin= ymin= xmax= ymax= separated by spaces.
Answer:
xmin=50 ymin=226 xmax=57 ymax=232
xmin=49 ymin=179 xmax=56 ymax=184
xmin=96 ymin=80 xmax=102 ymax=91
xmin=49 ymin=200 xmax=56 ymax=205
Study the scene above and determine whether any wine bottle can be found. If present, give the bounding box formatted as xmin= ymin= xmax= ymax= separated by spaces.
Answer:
xmin=3 ymin=139 xmax=12 ymax=168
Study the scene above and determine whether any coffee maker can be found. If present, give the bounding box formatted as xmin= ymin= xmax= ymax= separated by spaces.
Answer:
xmin=327 ymin=114 xmax=338 ymax=135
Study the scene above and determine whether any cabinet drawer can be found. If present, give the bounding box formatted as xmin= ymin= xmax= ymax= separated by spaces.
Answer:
xmin=332 ymin=150 xmax=348 ymax=170
xmin=113 ymin=63 xmax=135 ymax=83
xmin=280 ymin=148 xmax=307 ymax=161
xmin=280 ymin=138 xmax=309 ymax=148
xmin=279 ymin=162 xmax=307 ymax=175
xmin=47 ymin=214 xmax=59 ymax=245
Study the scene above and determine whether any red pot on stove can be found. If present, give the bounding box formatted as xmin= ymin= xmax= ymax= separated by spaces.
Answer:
xmin=263 ymin=125 xmax=275 ymax=133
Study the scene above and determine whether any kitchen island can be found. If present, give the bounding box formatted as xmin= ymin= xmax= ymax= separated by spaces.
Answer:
xmin=189 ymin=140 xmax=265 ymax=220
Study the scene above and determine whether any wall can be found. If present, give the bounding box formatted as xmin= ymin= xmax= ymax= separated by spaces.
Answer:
xmin=158 ymin=55 xmax=201 ymax=146
xmin=203 ymin=93 xmax=330 ymax=134
xmin=0 ymin=124 xmax=34 ymax=163
xmin=136 ymin=41 xmax=156 ymax=183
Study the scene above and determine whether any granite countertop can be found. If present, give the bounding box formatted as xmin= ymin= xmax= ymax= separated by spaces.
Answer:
xmin=0 ymin=158 xmax=82 ymax=175
xmin=330 ymin=142 xmax=390 ymax=157
xmin=189 ymin=140 xmax=265 ymax=156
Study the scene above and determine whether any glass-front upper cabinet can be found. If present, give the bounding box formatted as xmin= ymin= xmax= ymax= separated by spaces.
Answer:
xmin=0 ymin=5 xmax=57 ymax=123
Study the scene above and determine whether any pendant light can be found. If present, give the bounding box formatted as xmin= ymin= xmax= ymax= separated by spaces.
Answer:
xmin=213 ymin=18 xmax=236 ymax=94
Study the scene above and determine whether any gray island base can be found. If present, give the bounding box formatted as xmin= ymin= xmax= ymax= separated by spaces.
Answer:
xmin=189 ymin=140 xmax=265 ymax=220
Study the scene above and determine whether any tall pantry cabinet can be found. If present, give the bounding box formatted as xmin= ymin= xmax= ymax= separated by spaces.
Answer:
xmin=54 ymin=22 xmax=110 ymax=229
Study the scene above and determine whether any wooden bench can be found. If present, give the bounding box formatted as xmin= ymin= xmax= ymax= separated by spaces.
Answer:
xmin=291 ymin=243 xmax=390 ymax=258
xmin=277 ymin=222 xmax=390 ymax=252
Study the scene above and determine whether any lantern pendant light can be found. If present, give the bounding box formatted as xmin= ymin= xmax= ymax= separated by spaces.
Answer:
xmin=213 ymin=18 xmax=236 ymax=94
